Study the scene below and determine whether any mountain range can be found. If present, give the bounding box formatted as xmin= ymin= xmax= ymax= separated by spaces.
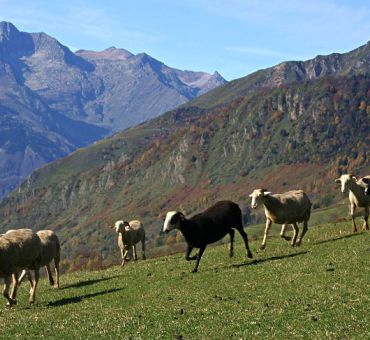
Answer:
xmin=0 ymin=37 xmax=369 ymax=270
xmin=0 ymin=21 xmax=226 ymax=199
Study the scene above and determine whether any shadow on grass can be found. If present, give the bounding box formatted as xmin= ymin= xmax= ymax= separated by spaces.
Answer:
xmin=231 ymin=250 xmax=310 ymax=268
xmin=47 ymin=288 xmax=122 ymax=307
xmin=60 ymin=275 xmax=121 ymax=290
xmin=314 ymin=232 xmax=364 ymax=245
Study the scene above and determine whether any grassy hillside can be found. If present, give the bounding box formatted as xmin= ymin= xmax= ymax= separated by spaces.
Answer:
xmin=0 ymin=74 xmax=369 ymax=269
xmin=1 ymin=221 xmax=369 ymax=338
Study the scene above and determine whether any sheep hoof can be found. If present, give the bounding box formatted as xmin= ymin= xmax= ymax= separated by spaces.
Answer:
xmin=6 ymin=299 xmax=16 ymax=307
xmin=191 ymin=269 xmax=198 ymax=273
xmin=54 ymin=284 xmax=60 ymax=289
xmin=247 ymin=252 xmax=253 ymax=259
xmin=29 ymin=300 xmax=34 ymax=305
xmin=260 ymin=244 xmax=266 ymax=250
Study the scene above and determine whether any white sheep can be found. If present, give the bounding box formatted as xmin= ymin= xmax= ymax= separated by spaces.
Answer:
xmin=0 ymin=229 xmax=42 ymax=306
xmin=249 ymin=189 xmax=312 ymax=249
xmin=335 ymin=174 xmax=370 ymax=232
xmin=111 ymin=220 xmax=146 ymax=266
xmin=18 ymin=230 xmax=61 ymax=289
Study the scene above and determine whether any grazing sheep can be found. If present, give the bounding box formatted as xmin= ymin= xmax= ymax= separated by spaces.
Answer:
xmin=249 ymin=189 xmax=312 ymax=249
xmin=18 ymin=230 xmax=60 ymax=289
xmin=0 ymin=229 xmax=42 ymax=306
xmin=335 ymin=174 xmax=370 ymax=232
xmin=163 ymin=200 xmax=253 ymax=273
xmin=111 ymin=220 xmax=146 ymax=266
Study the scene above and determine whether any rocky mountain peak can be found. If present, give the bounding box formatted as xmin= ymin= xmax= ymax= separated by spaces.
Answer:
xmin=0 ymin=21 xmax=20 ymax=40
xmin=76 ymin=47 xmax=134 ymax=61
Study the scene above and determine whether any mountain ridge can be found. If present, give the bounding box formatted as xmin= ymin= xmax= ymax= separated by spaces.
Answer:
xmin=0 ymin=21 xmax=226 ymax=199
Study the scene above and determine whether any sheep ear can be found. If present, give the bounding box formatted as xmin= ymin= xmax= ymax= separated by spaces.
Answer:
xmin=263 ymin=191 xmax=272 ymax=196
xmin=249 ymin=193 xmax=253 ymax=197
xmin=363 ymin=178 xmax=369 ymax=184
xmin=110 ymin=225 xmax=115 ymax=229
xmin=351 ymin=175 xmax=357 ymax=181
xmin=335 ymin=178 xmax=341 ymax=183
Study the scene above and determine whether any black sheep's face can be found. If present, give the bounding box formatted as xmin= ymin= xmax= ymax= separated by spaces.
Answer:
xmin=163 ymin=211 xmax=183 ymax=233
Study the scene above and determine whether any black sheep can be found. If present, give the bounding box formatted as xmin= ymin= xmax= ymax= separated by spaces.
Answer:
xmin=163 ymin=200 xmax=253 ymax=272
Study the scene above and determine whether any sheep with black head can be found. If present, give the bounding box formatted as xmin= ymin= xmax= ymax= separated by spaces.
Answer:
xmin=163 ymin=200 xmax=253 ymax=273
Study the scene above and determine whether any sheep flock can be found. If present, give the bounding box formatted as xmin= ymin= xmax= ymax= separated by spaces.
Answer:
xmin=0 ymin=173 xmax=369 ymax=307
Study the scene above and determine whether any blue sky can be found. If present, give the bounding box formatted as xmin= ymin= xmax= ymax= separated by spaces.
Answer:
xmin=1 ymin=0 xmax=370 ymax=80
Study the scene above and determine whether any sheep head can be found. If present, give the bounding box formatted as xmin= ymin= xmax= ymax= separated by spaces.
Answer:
xmin=163 ymin=211 xmax=184 ymax=233
xmin=111 ymin=220 xmax=131 ymax=233
xmin=335 ymin=174 xmax=357 ymax=193
xmin=356 ymin=177 xmax=370 ymax=195
xmin=249 ymin=189 xmax=272 ymax=209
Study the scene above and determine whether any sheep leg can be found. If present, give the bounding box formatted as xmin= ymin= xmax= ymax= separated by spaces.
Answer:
xmin=132 ymin=245 xmax=138 ymax=261
xmin=363 ymin=206 xmax=369 ymax=231
xmin=54 ymin=259 xmax=60 ymax=289
xmin=236 ymin=228 xmax=253 ymax=259
xmin=142 ymin=239 xmax=146 ymax=260
xmin=121 ymin=248 xmax=129 ymax=266
xmin=26 ymin=271 xmax=33 ymax=288
xmin=351 ymin=203 xmax=357 ymax=232
xmin=185 ymin=245 xmax=197 ymax=261
xmin=29 ymin=269 xmax=39 ymax=304
xmin=290 ymin=223 xmax=299 ymax=247
xmin=45 ymin=264 xmax=55 ymax=287
xmin=18 ymin=269 xmax=28 ymax=285
xmin=261 ymin=219 xmax=272 ymax=250
xmin=280 ymin=224 xmax=287 ymax=238
xmin=192 ymin=245 xmax=206 ymax=273
xmin=3 ymin=275 xmax=16 ymax=307
xmin=10 ymin=273 xmax=19 ymax=302
xmin=296 ymin=220 xmax=308 ymax=246
xmin=229 ymin=229 xmax=235 ymax=257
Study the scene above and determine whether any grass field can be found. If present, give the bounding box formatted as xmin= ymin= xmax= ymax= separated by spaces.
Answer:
xmin=1 ymin=220 xmax=369 ymax=339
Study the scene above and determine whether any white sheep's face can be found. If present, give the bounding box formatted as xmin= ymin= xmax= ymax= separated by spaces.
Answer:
xmin=249 ymin=189 xmax=272 ymax=209
xmin=335 ymin=174 xmax=356 ymax=193
xmin=163 ymin=211 xmax=183 ymax=233
xmin=112 ymin=221 xmax=130 ymax=233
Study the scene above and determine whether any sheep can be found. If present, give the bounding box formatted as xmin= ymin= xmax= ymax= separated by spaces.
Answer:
xmin=335 ymin=174 xmax=370 ymax=232
xmin=18 ymin=230 xmax=60 ymax=289
xmin=0 ymin=229 xmax=42 ymax=306
xmin=111 ymin=220 xmax=146 ymax=266
xmin=163 ymin=200 xmax=253 ymax=273
xmin=249 ymin=189 xmax=312 ymax=249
